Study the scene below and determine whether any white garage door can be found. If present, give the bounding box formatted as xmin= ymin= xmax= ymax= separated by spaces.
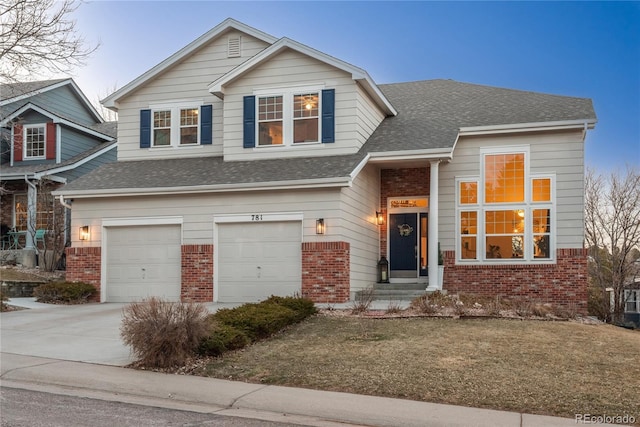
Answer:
xmin=106 ymin=225 xmax=181 ymax=302
xmin=217 ymin=221 xmax=301 ymax=302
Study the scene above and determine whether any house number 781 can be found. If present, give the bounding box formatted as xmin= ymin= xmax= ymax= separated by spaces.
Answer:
xmin=251 ymin=215 xmax=263 ymax=221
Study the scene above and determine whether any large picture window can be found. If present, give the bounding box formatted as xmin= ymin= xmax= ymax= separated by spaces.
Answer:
xmin=456 ymin=148 xmax=554 ymax=262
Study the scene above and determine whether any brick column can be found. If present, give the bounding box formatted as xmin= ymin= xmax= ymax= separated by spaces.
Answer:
xmin=181 ymin=244 xmax=213 ymax=302
xmin=301 ymin=241 xmax=350 ymax=303
xmin=65 ymin=246 xmax=101 ymax=301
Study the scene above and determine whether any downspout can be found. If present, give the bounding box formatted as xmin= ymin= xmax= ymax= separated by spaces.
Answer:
xmin=24 ymin=176 xmax=36 ymax=250
xmin=59 ymin=195 xmax=72 ymax=247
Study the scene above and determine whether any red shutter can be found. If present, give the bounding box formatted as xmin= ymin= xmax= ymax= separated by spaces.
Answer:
xmin=46 ymin=122 xmax=56 ymax=160
xmin=13 ymin=124 xmax=23 ymax=162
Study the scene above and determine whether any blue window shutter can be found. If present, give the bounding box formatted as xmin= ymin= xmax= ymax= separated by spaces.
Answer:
xmin=140 ymin=109 xmax=151 ymax=148
xmin=200 ymin=104 xmax=213 ymax=145
xmin=243 ymin=96 xmax=255 ymax=148
xmin=321 ymin=89 xmax=335 ymax=143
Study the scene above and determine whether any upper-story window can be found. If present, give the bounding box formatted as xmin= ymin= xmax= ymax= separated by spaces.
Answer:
xmin=141 ymin=104 xmax=212 ymax=149
xmin=152 ymin=107 xmax=199 ymax=147
xmin=456 ymin=147 xmax=555 ymax=263
xmin=24 ymin=124 xmax=46 ymax=159
xmin=257 ymin=91 xmax=320 ymax=146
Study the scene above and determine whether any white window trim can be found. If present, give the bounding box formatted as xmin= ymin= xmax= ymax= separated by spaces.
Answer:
xmin=149 ymin=101 xmax=202 ymax=148
xmin=23 ymin=123 xmax=46 ymax=160
xmin=253 ymin=85 xmax=324 ymax=148
xmin=625 ymin=290 xmax=640 ymax=313
xmin=455 ymin=147 xmax=556 ymax=264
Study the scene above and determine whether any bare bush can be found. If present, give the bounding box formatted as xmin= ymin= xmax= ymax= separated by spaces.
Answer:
xmin=120 ymin=298 xmax=208 ymax=368
xmin=351 ymin=286 xmax=374 ymax=314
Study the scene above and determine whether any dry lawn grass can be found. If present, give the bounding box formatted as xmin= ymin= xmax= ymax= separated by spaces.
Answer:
xmin=197 ymin=315 xmax=640 ymax=420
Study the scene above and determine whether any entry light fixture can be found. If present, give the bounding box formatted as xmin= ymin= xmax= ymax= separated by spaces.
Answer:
xmin=376 ymin=211 xmax=384 ymax=225
xmin=316 ymin=218 xmax=325 ymax=235
xmin=79 ymin=225 xmax=90 ymax=241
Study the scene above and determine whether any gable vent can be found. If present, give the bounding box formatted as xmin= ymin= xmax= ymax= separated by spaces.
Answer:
xmin=227 ymin=36 xmax=241 ymax=58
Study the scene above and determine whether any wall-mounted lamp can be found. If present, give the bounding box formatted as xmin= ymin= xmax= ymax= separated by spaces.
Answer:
xmin=376 ymin=211 xmax=384 ymax=225
xmin=316 ymin=218 xmax=325 ymax=235
xmin=79 ymin=225 xmax=90 ymax=241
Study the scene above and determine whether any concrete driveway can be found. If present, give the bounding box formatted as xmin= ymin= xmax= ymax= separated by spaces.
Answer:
xmin=1 ymin=299 xmax=133 ymax=366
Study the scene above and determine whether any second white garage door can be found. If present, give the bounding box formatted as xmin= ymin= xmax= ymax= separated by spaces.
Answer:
xmin=217 ymin=221 xmax=301 ymax=302
xmin=105 ymin=225 xmax=181 ymax=302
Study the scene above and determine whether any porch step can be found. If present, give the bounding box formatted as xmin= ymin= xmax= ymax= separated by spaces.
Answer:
xmin=356 ymin=283 xmax=433 ymax=302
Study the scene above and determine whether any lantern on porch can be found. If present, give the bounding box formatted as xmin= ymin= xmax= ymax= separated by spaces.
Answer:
xmin=377 ymin=256 xmax=389 ymax=283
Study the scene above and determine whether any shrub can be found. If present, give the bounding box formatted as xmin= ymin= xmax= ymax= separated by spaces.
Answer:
xmin=34 ymin=281 xmax=96 ymax=304
xmin=264 ymin=295 xmax=318 ymax=321
xmin=120 ymin=298 xmax=208 ymax=368
xmin=213 ymin=302 xmax=298 ymax=341
xmin=198 ymin=320 xmax=250 ymax=357
xmin=351 ymin=287 xmax=375 ymax=314
xmin=410 ymin=294 xmax=438 ymax=314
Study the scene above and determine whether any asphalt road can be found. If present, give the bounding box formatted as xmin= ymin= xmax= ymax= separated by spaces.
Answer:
xmin=0 ymin=387 xmax=303 ymax=427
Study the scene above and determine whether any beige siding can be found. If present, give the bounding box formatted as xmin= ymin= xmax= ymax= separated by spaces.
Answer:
xmin=355 ymin=83 xmax=386 ymax=146
xmin=222 ymin=49 xmax=369 ymax=161
xmin=339 ymin=164 xmax=380 ymax=294
xmin=115 ymin=31 xmax=270 ymax=161
xmin=439 ymin=129 xmax=586 ymax=252
xmin=70 ymin=188 xmax=351 ymax=247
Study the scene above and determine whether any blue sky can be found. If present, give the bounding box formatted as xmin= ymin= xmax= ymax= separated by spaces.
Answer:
xmin=68 ymin=1 xmax=639 ymax=172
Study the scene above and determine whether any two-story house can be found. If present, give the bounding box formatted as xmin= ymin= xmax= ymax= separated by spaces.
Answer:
xmin=0 ymin=79 xmax=116 ymax=267
xmin=55 ymin=19 xmax=596 ymax=309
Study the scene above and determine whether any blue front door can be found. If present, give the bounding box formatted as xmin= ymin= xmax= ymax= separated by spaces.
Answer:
xmin=389 ymin=213 xmax=418 ymax=278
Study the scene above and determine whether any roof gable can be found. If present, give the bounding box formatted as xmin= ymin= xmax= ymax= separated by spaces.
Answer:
xmin=208 ymin=37 xmax=397 ymax=116
xmin=0 ymin=78 xmax=103 ymax=123
xmin=0 ymin=102 xmax=114 ymax=141
xmin=101 ymin=18 xmax=279 ymax=110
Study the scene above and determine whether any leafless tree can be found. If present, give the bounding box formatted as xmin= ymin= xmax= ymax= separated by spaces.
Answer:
xmin=0 ymin=0 xmax=98 ymax=82
xmin=585 ymin=166 xmax=640 ymax=323
xmin=30 ymin=177 xmax=67 ymax=271
xmin=94 ymin=83 xmax=118 ymax=122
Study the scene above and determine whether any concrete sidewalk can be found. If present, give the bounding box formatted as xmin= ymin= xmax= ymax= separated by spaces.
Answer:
xmin=1 ymin=353 xmax=613 ymax=427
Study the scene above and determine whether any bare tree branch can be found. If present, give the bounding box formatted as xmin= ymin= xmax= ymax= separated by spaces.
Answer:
xmin=586 ymin=166 xmax=640 ymax=323
xmin=0 ymin=0 xmax=98 ymax=82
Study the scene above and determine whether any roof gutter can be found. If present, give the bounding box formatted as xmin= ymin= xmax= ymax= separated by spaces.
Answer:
xmin=53 ymin=176 xmax=353 ymax=199
xmin=368 ymin=148 xmax=453 ymax=162
xmin=458 ymin=119 xmax=596 ymax=136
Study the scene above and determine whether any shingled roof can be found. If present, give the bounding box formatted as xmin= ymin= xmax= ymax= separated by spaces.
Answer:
xmin=57 ymin=79 xmax=596 ymax=196
xmin=364 ymin=79 xmax=596 ymax=153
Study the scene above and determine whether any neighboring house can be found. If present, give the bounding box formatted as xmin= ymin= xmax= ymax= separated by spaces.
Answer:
xmin=623 ymin=282 xmax=640 ymax=327
xmin=0 ymin=79 xmax=116 ymax=265
xmin=55 ymin=19 xmax=596 ymax=308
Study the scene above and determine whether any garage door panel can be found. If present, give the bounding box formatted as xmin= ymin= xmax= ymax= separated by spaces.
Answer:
xmin=218 ymin=221 xmax=301 ymax=303
xmin=106 ymin=225 xmax=181 ymax=303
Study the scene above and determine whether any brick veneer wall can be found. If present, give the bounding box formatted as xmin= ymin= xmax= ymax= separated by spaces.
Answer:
xmin=302 ymin=241 xmax=350 ymax=303
xmin=181 ymin=244 xmax=213 ymax=302
xmin=379 ymin=167 xmax=430 ymax=257
xmin=443 ymin=248 xmax=588 ymax=312
xmin=65 ymin=246 xmax=101 ymax=301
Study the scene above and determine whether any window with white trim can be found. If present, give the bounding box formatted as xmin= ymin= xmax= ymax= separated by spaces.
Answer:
xmin=152 ymin=106 xmax=199 ymax=147
xmin=24 ymin=124 xmax=46 ymax=158
xmin=256 ymin=89 xmax=320 ymax=146
xmin=456 ymin=148 xmax=554 ymax=262
xmin=625 ymin=290 xmax=639 ymax=313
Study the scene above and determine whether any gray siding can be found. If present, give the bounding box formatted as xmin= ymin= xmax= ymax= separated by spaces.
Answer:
xmin=2 ymin=84 xmax=97 ymax=125
xmin=60 ymin=127 xmax=101 ymax=160
xmin=60 ymin=146 xmax=116 ymax=182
